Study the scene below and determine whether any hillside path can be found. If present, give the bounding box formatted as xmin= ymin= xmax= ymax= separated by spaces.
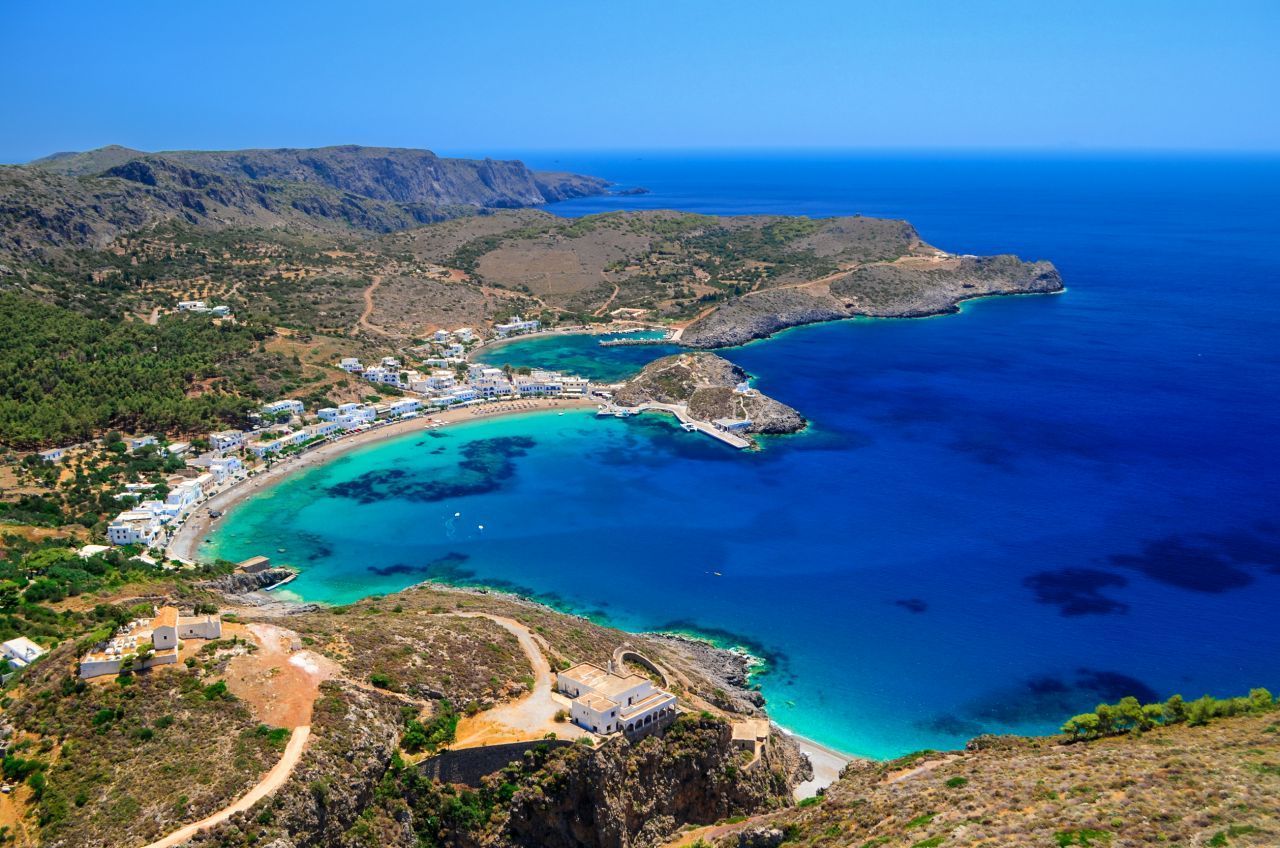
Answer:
xmin=139 ymin=726 xmax=310 ymax=848
xmin=447 ymin=612 xmax=587 ymax=747
xmin=355 ymin=274 xmax=389 ymax=335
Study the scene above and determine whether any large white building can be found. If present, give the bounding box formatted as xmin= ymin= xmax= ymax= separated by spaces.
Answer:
xmin=208 ymin=429 xmax=245 ymax=452
xmin=262 ymin=399 xmax=305 ymax=417
xmin=362 ymin=365 xmax=403 ymax=387
xmin=107 ymin=510 xmax=167 ymax=546
xmin=556 ymin=662 xmax=678 ymax=736
xmin=494 ymin=316 xmax=540 ymax=338
xmin=1 ymin=637 xmax=46 ymax=669
xmin=514 ymin=370 xmax=590 ymax=398
xmin=209 ymin=456 xmax=243 ymax=480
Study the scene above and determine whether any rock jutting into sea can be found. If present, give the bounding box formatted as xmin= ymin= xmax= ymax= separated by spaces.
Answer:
xmin=679 ymin=252 xmax=1064 ymax=348
xmin=613 ymin=351 xmax=807 ymax=436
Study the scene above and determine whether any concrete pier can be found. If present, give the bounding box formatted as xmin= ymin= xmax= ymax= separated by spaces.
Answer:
xmin=599 ymin=402 xmax=752 ymax=449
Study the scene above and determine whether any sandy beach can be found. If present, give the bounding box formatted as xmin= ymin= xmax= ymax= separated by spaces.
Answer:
xmin=789 ymin=732 xmax=856 ymax=798
xmin=167 ymin=396 xmax=597 ymax=563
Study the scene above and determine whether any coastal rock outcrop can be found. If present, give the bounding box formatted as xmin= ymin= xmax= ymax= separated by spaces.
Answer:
xmin=614 ymin=353 xmax=806 ymax=436
xmin=200 ymin=567 xmax=297 ymax=595
xmin=680 ymin=254 xmax=1063 ymax=348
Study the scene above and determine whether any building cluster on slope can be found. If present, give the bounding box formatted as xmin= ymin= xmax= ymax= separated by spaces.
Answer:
xmin=78 ymin=606 xmax=223 ymax=679
xmin=50 ymin=317 xmax=585 ymax=550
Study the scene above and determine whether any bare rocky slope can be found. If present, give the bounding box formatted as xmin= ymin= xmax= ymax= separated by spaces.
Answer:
xmin=691 ymin=710 xmax=1279 ymax=848
xmin=614 ymin=352 xmax=806 ymax=435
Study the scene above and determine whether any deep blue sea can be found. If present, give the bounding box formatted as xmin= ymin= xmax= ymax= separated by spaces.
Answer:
xmin=208 ymin=153 xmax=1280 ymax=758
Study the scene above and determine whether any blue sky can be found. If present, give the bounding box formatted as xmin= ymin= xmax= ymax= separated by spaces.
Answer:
xmin=1 ymin=0 xmax=1277 ymax=162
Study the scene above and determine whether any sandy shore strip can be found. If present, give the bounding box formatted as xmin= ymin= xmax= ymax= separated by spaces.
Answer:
xmin=788 ymin=731 xmax=856 ymax=798
xmin=167 ymin=396 xmax=597 ymax=563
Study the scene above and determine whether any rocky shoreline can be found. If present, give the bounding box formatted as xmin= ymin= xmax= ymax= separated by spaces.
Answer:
xmin=679 ymin=254 xmax=1065 ymax=348
xmin=614 ymin=352 xmax=807 ymax=437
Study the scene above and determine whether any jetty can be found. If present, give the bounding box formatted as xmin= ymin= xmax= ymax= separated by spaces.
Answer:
xmin=598 ymin=335 xmax=674 ymax=347
xmin=597 ymin=402 xmax=752 ymax=449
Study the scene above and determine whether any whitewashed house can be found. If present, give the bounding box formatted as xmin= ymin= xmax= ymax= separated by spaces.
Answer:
xmin=165 ymin=479 xmax=203 ymax=509
xmin=433 ymin=329 xmax=451 ymax=342
xmin=455 ymin=327 xmax=476 ymax=342
xmin=208 ymin=429 xmax=245 ymax=452
xmin=1 ymin=637 xmax=46 ymax=669
xmin=495 ymin=316 xmax=540 ymax=338
xmin=38 ymin=447 xmax=66 ymax=463
xmin=209 ymin=456 xmax=243 ymax=480
xmin=514 ymin=370 xmax=586 ymax=397
xmin=262 ymin=399 xmax=305 ymax=417
xmin=556 ymin=662 xmax=677 ymax=736
xmin=128 ymin=435 xmax=157 ymax=452
xmin=362 ymin=366 xmax=402 ymax=387
xmin=107 ymin=510 xmax=167 ymax=546
xmin=339 ymin=357 xmax=364 ymax=373
xmin=177 ymin=300 xmax=207 ymax=311
xmin=389 ymin=398 xmax=421 ymax=417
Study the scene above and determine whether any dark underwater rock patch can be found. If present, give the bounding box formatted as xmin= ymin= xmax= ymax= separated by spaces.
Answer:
xmin=894 ymin=598 xmax=928 ymax=613
xmin=916 ymin=713 xmax=984 ymax=738
xmin=963 ymin=668 xmax=1158 ymax=728
xmin=368 ymin=552 xmax=471 ymax=578
xmin=1024 ymin=568 xmax=1129 ymax=616
xmin=1107 ymin=522 xmax=1280 ymax=593
xmin=328 ymin=436 xmax=535 ymax=504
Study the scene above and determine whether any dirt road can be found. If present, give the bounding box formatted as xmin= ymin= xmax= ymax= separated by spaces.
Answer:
xmin=449 ymin=612 xmax=587 ymax=747
xmin=140 ymin=726 xmax=310 ymax=848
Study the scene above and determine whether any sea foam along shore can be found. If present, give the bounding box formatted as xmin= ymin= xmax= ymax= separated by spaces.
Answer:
xmin=166 ymin=396 xmax=597 ymax=563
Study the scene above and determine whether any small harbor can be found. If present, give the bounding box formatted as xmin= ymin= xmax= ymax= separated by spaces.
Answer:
xmin=596 ymin=402 xmax=752 ymax=449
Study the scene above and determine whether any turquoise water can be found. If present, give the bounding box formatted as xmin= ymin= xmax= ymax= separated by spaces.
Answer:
xmin=208 ymin=154 xmax=1280 ymax=758
xmin=475 ymin=331 xmax=680 ymax=382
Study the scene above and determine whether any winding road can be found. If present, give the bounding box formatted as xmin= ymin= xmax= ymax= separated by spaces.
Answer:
xmin=449 ymin=612 xmax=587 ymax=747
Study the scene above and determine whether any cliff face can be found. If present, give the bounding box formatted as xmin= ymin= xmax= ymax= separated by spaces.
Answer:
xmin=614 ymin=353 xmax=806 ymax=436
xmin=502 ymin=716 xmax=803 ymax=848
xmin=1 ymin=145 xmax=609 ymax=260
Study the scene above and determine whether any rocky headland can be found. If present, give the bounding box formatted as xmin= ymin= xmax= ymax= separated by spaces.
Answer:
xmin=679 ymin=253 xmax=1064 ymax=348
xmin=614 ymin=352 xmax=806 ymax=437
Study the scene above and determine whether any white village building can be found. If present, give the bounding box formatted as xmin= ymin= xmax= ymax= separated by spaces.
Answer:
xmin=107 ymin=510 xmax=168 ymax=546
xmin=262 ymin=399 xmax=305 ymax=417
xmin=1 ymin=637 xmax=47 ymax=669
xmin=208 ymin=429 xmax=245 ymax=452
xmin=494 ymin=316 xmax=540 ymax=338
xmin=556 ymin=662 xmax=677 ymax=736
